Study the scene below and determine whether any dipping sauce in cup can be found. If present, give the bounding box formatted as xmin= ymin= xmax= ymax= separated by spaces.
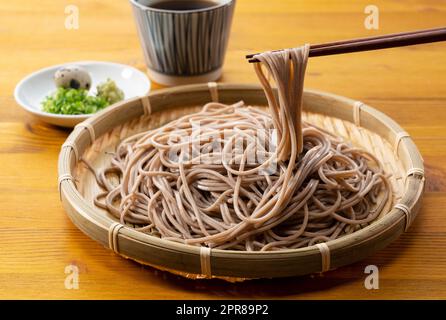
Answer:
xmin=130 ymin=0 xmax=236 ymax=86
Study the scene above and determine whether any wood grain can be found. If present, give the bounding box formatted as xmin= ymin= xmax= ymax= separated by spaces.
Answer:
xmin=0 ymin=0 xmax=446 ymax=299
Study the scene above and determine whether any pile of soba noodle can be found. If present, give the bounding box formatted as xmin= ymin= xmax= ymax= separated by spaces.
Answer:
xmin=85 ymin=45 xmax=390 ymax=251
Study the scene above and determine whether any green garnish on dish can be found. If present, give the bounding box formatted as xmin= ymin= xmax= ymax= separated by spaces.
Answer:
xmin=97 ymin=78 xmax=125 ymax=104
xmin=42 ymin=87 xmax=108 ymax=115
xmin=41 ymin=65 xmax=125 ymax=115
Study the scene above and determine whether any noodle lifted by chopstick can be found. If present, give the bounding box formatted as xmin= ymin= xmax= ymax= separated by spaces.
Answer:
xmin=85 ymin=45 xmax=390 ymax=251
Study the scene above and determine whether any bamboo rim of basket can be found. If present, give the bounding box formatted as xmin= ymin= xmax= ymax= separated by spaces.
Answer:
xmin=58 ymin=83 xmax=425 ymax=279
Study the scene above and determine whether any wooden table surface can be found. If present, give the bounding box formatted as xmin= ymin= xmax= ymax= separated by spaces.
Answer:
xmin=1 ymin=0 xmax=446 ymax=299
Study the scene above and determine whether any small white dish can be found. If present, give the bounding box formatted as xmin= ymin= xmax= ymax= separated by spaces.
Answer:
xmin=14 ymin=61 xmax=151 ymax=127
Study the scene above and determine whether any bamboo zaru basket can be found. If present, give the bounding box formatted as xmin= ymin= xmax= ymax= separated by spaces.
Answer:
xmin=58 ymin=83 xmax=425 ymax=280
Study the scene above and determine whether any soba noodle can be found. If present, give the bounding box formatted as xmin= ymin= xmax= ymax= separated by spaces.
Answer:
xmin=83 ymin=45 xmax=390 ymax=251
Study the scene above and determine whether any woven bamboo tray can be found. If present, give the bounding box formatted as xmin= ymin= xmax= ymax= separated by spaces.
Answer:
xmin=58 ymin=83 xmax=425 ymax=279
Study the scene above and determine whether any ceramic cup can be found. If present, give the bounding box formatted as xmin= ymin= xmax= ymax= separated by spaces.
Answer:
xmin=130 ymin=0 xmax=236 ymax=86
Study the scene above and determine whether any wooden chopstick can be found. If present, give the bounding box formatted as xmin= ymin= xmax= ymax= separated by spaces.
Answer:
xmin=246 ymin=27 xmax=445 ymax=58
xmin=246 ymin=27 xmax=446 ymax=63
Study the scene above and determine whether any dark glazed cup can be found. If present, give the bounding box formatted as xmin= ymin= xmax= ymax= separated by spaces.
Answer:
xmin=130 ymin=0 xmax=236 ymax=86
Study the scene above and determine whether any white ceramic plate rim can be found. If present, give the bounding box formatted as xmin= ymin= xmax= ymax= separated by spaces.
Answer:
xmin=14 ymin=60 xmax=151 ymax=120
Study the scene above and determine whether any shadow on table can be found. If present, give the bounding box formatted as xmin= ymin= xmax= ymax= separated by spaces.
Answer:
xmin=127 ymin=222 xmax=418 ymax=298
xmin=68 ymin=194 xmax=424 ymax=298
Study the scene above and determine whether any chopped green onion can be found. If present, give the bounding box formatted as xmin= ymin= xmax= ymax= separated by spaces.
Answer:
xmin=41 ymin=87 xmax=108 ymax=115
